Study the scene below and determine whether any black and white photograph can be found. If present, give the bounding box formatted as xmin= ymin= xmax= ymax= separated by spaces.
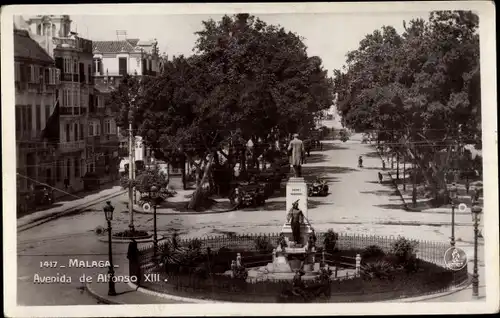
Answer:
xmin=2 ymin=2 xmax=498 ymax=317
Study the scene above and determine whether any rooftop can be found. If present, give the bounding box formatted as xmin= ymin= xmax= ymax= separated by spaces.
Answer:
xmin=93 ymin=38 xmax=155 ymax=54
xmin=14 ymin=29 xmax=54 ymax=64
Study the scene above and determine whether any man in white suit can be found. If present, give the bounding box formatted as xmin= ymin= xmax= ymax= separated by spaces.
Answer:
xmin=288 ymin=133 xmax=305 ymax=177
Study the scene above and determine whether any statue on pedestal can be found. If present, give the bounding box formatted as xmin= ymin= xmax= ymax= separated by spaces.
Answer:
xmin=288 ymin=133 xmax=305 ymax=177
xmin=287 ymin=199 xmax=305 ymax=245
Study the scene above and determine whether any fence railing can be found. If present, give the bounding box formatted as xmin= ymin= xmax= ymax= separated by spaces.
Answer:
xmin=139 ymin=232 xmax=450 ymax=264
xmin=135 ymin=231 xmax=468 ymax=302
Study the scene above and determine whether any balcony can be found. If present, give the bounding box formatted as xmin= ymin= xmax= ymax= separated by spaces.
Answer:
xmin=61 ymin=107 xmax=86 ymax=116
xmin=16 ymin=129 xmax=41 ymax=142
xmin=62 ymin=73 xmax=73 ymax=82
xmin=59 ymin=140 xmax=85 ymax=153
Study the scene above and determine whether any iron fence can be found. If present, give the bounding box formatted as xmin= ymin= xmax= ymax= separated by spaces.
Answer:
xmin=135 ymin=231 xmax=468 ymax=302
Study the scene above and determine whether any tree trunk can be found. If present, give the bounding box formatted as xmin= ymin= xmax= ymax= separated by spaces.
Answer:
xmin=188 ymin=156 xmax=214 ymax=211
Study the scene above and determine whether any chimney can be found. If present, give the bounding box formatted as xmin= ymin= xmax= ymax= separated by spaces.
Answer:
xmin=116 ymin=30 xmax=127 ymax=41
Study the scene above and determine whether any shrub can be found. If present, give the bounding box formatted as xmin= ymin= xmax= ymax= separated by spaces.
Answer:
xmin=113 ymin=230 xmax=149 ymax=238
xmin=323 ymin=229 xmax=339 ymax=253
xmin=361 ymin=245 xmax=386 ymax=264
xmin=361 ymin=260 xmax=395 ymax=281
xmin=390 ymin=237 xmax=418 ymax=265
xmin=232 ymin=265 xmax=248 ymax=281
xmin=317 ymin=266 xmax=333 ymax=283
xmin=188 ymin=238 xmax=202 ymax=251
xmin=255 ymin=235 xmax=273 ymax=253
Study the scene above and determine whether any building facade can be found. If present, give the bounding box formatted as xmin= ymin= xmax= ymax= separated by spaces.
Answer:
xmin=92 ymin=36 xmax=161 ymax=176
xmin=14 ymin=28 xmax=61 ymax=192
xmin=24 ymin=15 xmax=94 ymax=193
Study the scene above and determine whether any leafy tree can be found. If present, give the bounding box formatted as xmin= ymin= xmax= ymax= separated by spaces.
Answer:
xmin=333 ymin=11 xmax=480 ymax=203
xmin=111 ymin=14 xmax=335 ymax=210
xmin=120 ymin=167 xmax=169 ymax=196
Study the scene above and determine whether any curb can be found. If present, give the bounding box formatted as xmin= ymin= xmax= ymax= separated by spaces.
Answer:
xmin=85 ymin=283 xmax=125 ymax=304
xmin=375 ymin=149 xmax=409 ymax=211
xmin=18 ymin=190 xmax=126 ymax=232
xmin=131 ymin=204 xmax=239 ymax=216
xmin=382 ymin=275 xmax=473 ymax=303
xmin=97 ymin=234 xmax=165 ymax=244
xmin=127 ymin=282 xmax=224 ymax=304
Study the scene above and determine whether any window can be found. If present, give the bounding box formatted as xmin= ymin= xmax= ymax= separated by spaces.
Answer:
xmin=29 ymin=65 xmax=36 ymax=83
xmin=118 ymin=57 xmax=127 ymax=76
xmin=74 ymin=123 xmax=79 ymax=140
xmin=15 ymin=63 xmax=21 ymax=82
xmin=66 ymin=123 xmax=70 ymax=142
xmin=26 ymin=106 xmax=32 ymax=132
xmin=15 ymin=106 xmax=21 ymax=132
xmin=74 ymin=157 xmax=80 ymax=178
xmin=88 ymin=122 xmax=94 ymax=136
xmin=35 ymin=105 xmax=41 ymax=131
xmin=56 ymin=160 xmax=62 ymax=182
xmin=44 ymin=68 xmax=50 ymax=84
xmin=55 ymin=57 xmax=63 ymax=73
xmin=80 ymin=124 xmax=84 ymax=140
xmin=87 ymin=65 xmax=91 ymax=83
xmin=74 ymin=59 xmax=78 ymax=74
xmin=79 ymin=63 xmax=85 ymax=83
xmin=39 ymin=66 xmax=44 ymax=84
xmin=104 ymin=119 xmax=111 ymax=135
xmin=66 ymin=159 xmax=71 ymax=179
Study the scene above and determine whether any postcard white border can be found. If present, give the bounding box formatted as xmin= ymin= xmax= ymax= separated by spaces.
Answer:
xmin=2 ymin=1 xmax=498 ymax=317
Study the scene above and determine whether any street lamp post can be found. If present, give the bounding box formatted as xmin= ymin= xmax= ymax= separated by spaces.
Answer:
xmin=471 ymin=203 xmax=482 ymax=298
xmin=103 ymin=201 xmax=117 ymax=296
xmin=449 ymin=183 xmax=458 ymax=247
xmin=128 ymin=109 xmax=135 ymax=232
xmin=150 ymin=185 xmax=159 ymax=260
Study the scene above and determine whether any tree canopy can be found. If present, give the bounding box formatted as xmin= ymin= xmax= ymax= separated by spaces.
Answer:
xmin=333 ymin=10 xmax=481 ymax=198
xmin=110 ymin=13 xmax=335 ymax=209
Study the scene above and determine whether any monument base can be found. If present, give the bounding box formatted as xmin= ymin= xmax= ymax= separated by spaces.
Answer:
xmin=281 ymin=222 xmax=314 ymax=247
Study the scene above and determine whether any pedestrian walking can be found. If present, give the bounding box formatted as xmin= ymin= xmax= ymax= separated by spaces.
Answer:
xmin=358 ymin=156 xmax=363 ymax=168
xmin=465 ymin=179 xmax=470 ymax=194
xmin=127 ymin=238 xmax=141 ymax=288
xmin=64 ymin=177 xmax=69 ymax=190
xmin=382 ymin=159 xmax=386 ymax=170
xmin=378 ymin=172 xmax=383 ymax=184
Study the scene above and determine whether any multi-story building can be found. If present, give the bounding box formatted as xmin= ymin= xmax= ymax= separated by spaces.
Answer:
xmin=25 ymin=15 xmax=93 ymax=192
xmin=14 ymin=27 xmax=61 ymax=191
xmin=92 ymin=35 xmax=160 ymax=178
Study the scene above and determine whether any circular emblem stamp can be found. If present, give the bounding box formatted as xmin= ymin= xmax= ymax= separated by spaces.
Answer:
xmin=443 ymin=247 xmax=468 ymax=271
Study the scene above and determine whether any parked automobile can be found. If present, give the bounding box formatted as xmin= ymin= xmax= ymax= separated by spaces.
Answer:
xmin=82 ymin=172 xmax=101 ymax=191
xmin=229 ymin=181 xmax=266 ymax=208
xmin=308 ymin=178 xmax=329 ymax=197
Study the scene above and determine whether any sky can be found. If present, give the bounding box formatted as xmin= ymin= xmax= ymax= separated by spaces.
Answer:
xmin=65 ymin=12 xmax=429 ymax=76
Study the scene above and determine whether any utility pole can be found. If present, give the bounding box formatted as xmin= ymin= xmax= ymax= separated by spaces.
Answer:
xmin=128 ymin=110 xmax=135 ymax=232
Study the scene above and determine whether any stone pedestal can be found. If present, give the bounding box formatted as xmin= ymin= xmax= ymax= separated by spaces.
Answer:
xmin=285 ymin=177 xmax=308 ymax=217
xmin=282 ymin=177 xmax=312 ymax=245
xmin=281 ymin=223 xmax=314 ymax=246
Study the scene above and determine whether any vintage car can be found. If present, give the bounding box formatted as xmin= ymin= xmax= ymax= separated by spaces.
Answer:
xmin=229 ymin=181 xmax=266 ymax=208
xmin=308 ymin=178 xmax=329 ymax=197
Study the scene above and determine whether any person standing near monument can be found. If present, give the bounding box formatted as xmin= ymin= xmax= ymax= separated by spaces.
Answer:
xmin=288 ymin=133 xmax=305 ymax=177
xmin=287 ymin=199 xmax=305 ymax=245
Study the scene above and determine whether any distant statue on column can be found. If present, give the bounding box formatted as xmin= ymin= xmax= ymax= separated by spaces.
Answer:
xmin=288 ymin=133 xmax=305 ymax=178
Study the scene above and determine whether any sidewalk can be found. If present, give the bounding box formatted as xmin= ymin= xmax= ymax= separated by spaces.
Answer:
xmin=85 ymin=256 xmax=182 ymax=304
xmin=17 ymin=185 xmax=126 ymax=230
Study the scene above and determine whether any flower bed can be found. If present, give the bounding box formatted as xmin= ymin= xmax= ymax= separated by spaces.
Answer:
xmin=113 ymin=229 xmax=151 ymax=239
xmin=135 ymin=232 xmax=469 ymax=302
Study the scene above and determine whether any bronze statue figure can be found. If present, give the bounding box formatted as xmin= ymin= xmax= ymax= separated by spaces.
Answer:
xmin=287 ymin=199 xmax=305 ymax=244
xmin=288 ymin=133 xmax=305 ymax=177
